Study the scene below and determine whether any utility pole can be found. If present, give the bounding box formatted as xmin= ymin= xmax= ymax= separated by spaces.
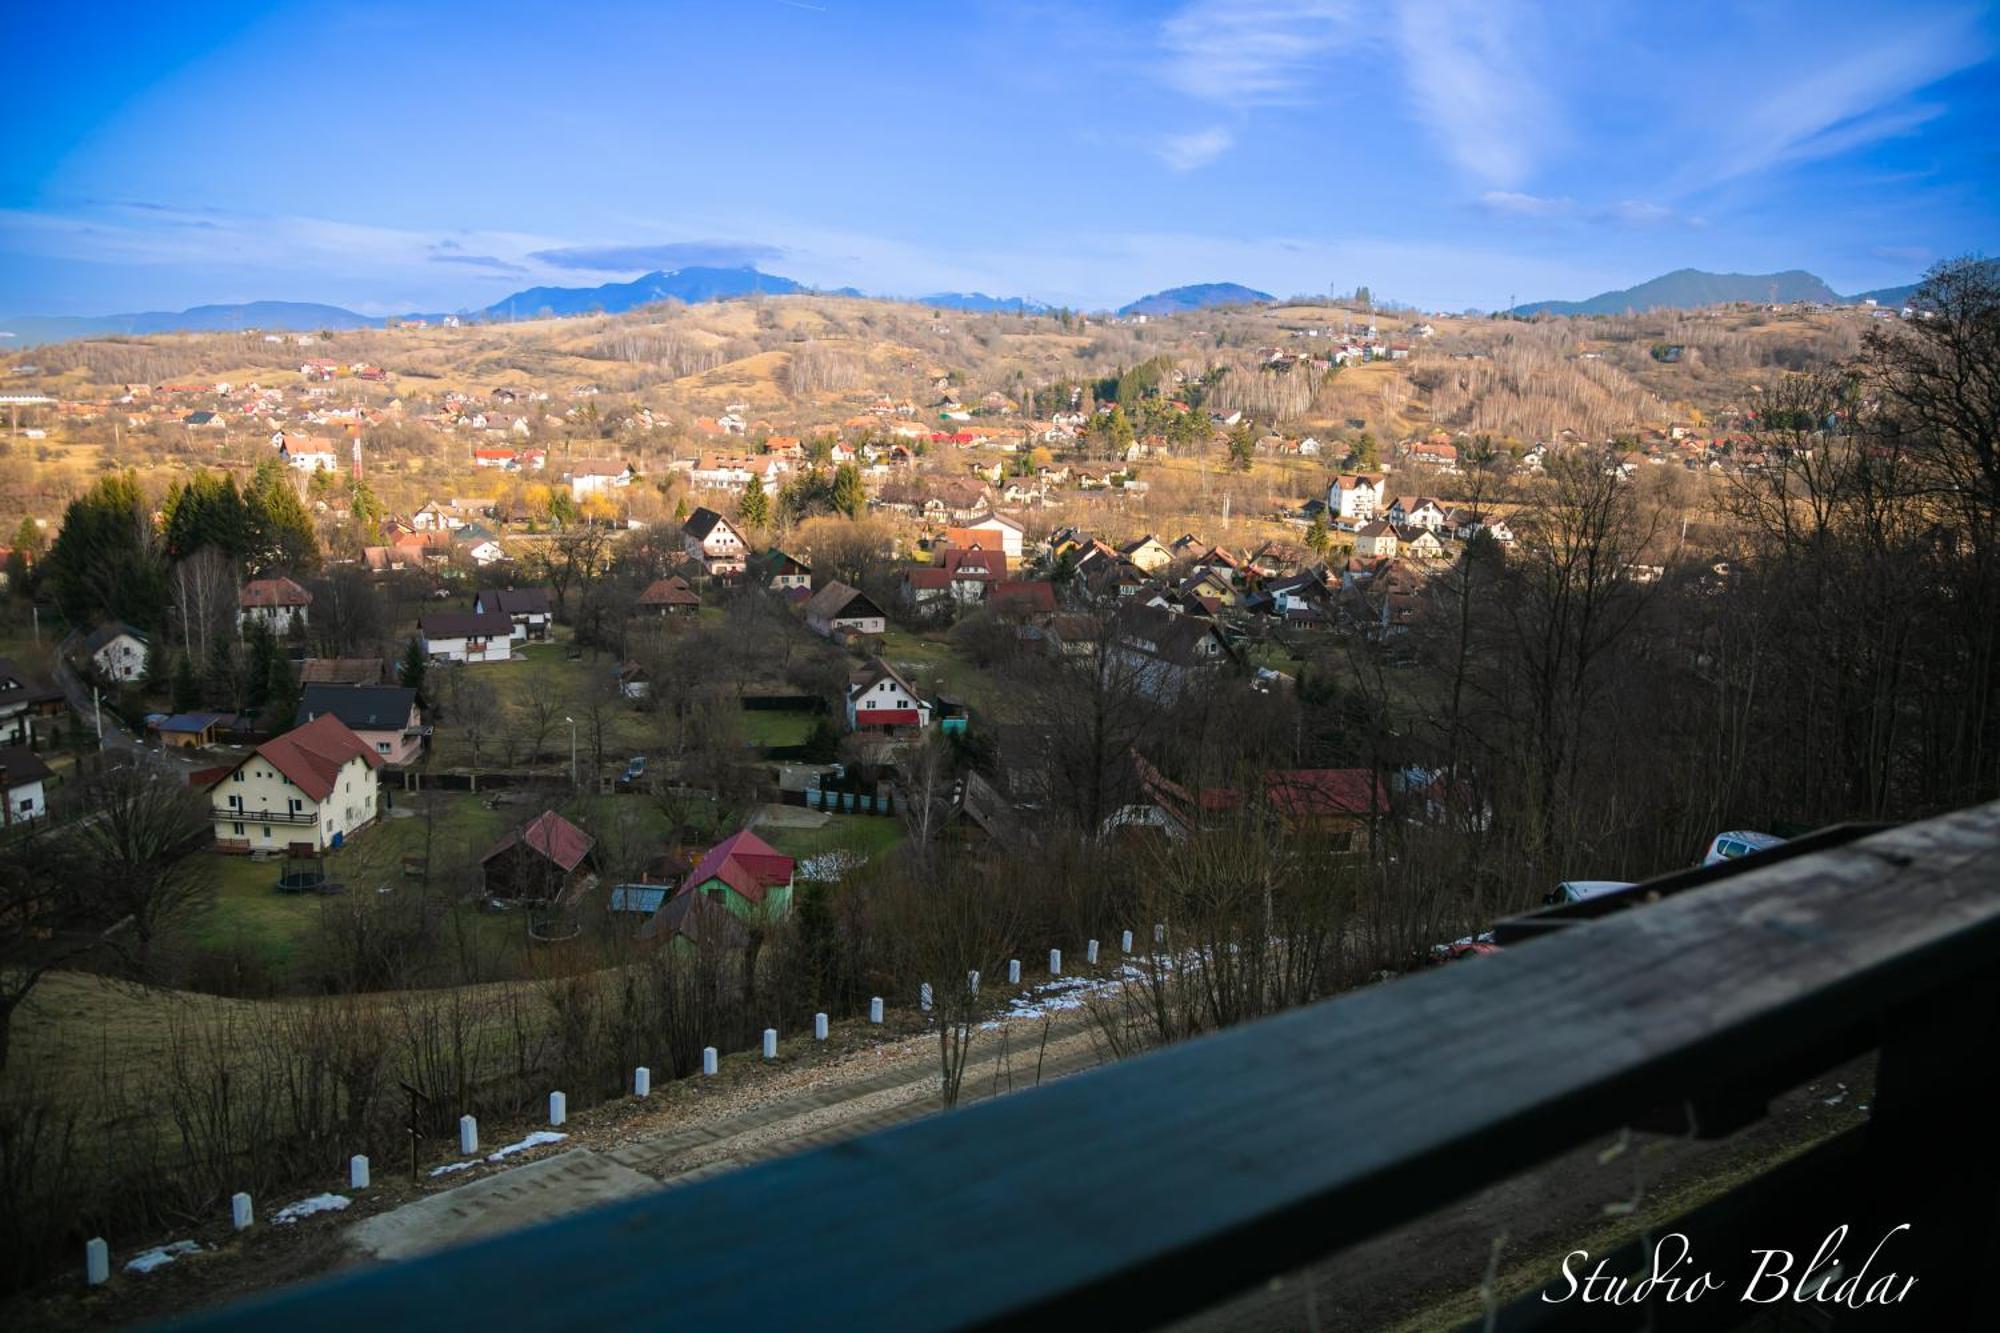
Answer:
xmin=93 ymin=686 xmax=103 ymax=744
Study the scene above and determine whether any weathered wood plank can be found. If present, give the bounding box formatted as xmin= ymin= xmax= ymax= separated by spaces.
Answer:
xmin=173 ymin=802 xmax=2000 ymax=1333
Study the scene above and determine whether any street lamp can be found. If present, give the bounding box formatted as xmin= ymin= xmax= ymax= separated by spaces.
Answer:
xmin=565 ymin=716 xmax=577 ymax=787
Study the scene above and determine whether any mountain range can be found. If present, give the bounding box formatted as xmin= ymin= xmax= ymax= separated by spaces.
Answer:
xmin=1514 ymin=268 xmax=1919 ymax=316
xmin=0 ymin=266 xmax=1923 ymax=347
xmin=1118 ymin=282 xmax=1275 ymax=316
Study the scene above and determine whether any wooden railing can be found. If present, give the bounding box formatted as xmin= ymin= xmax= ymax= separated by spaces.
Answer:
xmin=174 ymin=802 xmax=2000 ymax=1331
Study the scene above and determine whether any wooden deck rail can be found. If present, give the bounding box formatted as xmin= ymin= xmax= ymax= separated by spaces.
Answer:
xmin=173 ymin=802 xmax=2000 ymax=1331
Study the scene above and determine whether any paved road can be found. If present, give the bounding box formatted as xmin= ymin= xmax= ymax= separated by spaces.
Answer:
xmin=51 ymin=632 xmax=210 ymax=775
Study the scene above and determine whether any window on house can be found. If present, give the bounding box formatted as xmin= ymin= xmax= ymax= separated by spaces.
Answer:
xmin=377 ymin=742 xmax=391 ymax=754
xmin=232 ymin=822 xmax=245 ymax=836
xmin=262 ymin=826 xmax=271 ymax=839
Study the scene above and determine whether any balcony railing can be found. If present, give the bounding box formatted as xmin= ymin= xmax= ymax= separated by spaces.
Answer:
xmin=178 ymin=801 xmax=2000 ymax=1330
xmin=213 ymin=806 xmax=319 ymax=827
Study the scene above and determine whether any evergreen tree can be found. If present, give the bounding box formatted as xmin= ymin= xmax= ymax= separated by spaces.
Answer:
xmin=161 ymin=470 xmax=253 ymax=561
xmin=400 ymin=637 xmax=428 ymax=707
xmin=171 ymin=653 xmax=200 ymax=713
xmin=349 ymin=476 xmax=385 ymax=540
xmin=1228 ymin=421 xmax=1257 ymax=470
xmin=547 ymin=489 xmax=577 ymax=526
xmin=42 ymin=472 xmax=167 ymax=629
xmin=261 ymin=650 xmax=299 ymax=733
xmin=830 ymin=462 xmax=866 ymax=519
xmin=739 ymin=472 xmax=771 ymax=527
xmin=12 ymin=516 xmax=43 ymax=558
xmin=243 ymin=621 xmax=279 ymax=713
xmin=1306 ymin=510 xmax=1332 ymax=557
xmin=1354 ymin=431 xmax=1380 ymax=471
xmin=247 ymin=458 xmax=320 ymax=572
xmin=205 ymin=636 xmax=240 ymax=712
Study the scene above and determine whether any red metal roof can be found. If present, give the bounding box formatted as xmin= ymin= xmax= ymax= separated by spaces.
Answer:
xmin=683 ymin=829 xmax=795 ymax=905
xmin=482 ymin=809 xmax=596 ymax=872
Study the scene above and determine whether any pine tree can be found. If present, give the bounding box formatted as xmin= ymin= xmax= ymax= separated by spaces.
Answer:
xmin=739 ymin=472 xmax=770 ymax=527
xmin=831 ymin=462 xmax=866 ymax=519
xmin=400 ymin=637 xmax=428 ymax=707
xmin=171 ymin=653 xmax=200 ymax=713
xmin=1306 ymin=510 xmax=1331 ymax=557
xmin=247 ymin=458 xmax=320 ymax=572
xmin=261 ymin=650 xmax=299 ymax=732
xmin=243 ymin=621 xmax=278 ymax=713
xmin=205 ymin=636 xmax=240 ymax=712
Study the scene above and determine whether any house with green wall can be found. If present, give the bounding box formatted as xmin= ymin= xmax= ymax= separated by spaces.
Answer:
xmin=663 ymin=828 xmax=796 ymax=923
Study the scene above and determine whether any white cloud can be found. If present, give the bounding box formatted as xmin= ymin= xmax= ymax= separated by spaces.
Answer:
xmin=1155 ymin=126 xmax=1236 ymax=171
xmin=1390 ymin=2 xmax=1556 ymax=189
xmin=1478 ymin=191 xmax=1574 ymax=219
xmin=1607 ymin=200 xmax=1674 ymax=225
xmin=1692 ymin=16 xmax=1985 ymax=188
xmin=1158 ymin=0 xmax=1357 ymax=106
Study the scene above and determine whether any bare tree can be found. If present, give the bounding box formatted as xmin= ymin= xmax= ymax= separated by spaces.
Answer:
xmin=76 ymin=757 xmax=214 ymax=978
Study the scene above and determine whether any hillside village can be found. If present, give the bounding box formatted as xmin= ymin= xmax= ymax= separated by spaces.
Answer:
xmin=0 ymin=270 xmax=1990 ymax=1325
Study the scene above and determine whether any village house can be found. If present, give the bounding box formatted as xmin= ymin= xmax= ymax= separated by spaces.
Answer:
xmin=410 ymin=500 xmax=462 ymax=531
xmin=1329 ymin=474 xmax=1389 ymax=524
xmin=1394 ymin=526 xmax=1446 ymax=560
xmin=84 ymin=621 xmax=151 ymax=682
xmin=211 ymin=712 xmax=382 ymax=854
xmin=1451 ymin=510 xmax=1517 ymax=543
xmin=567 ymin=459 xmax=631 ymax=500
xmin=804 ymin=581 xmax=888 ymax=639
xmin=1353 ymin=521 xmax=1400 ymax=560
xmin=682 ymin=507 xmax=749 ymax=580
xmin=947 ymin=510 xmax=1025 ymax=562
xmin=474 ymin=587 xmax=553 ymax=642
xmin=239 ymin=577 xmax=312 ymax=634
xmin=846 ymin=658 xmax=932 ymax=733
xmin=0 ymin=656 xmax=65 ymax=748
xmin=300 ymin=658 xmax=386 ymax=686
xmin=294 ymin=684 xmax=425 ymax=766
xmin=281 ymin=437 xmax=341 ymax=472
xmin=480 ymin=810 xmax=597 ymax=905
xmin=636 ymin=575 xmax=702 ymax=616
xmin=655 ymin=828 xmax=797 ymax=924
xmin=750 ymin=548 xmax=812 ymax=594
xmin=0 ymin=746 xmax=53 ymax=823
xmin=419 ymin=609 xmax=515 ymax=664
xmin=1120 ymin=535 xmax=1175 ymax=574
xmin=1386 ymin=496 xmax=1450 ymax=531
xmin=1109 ymin=605 xmax=1232 ymax=703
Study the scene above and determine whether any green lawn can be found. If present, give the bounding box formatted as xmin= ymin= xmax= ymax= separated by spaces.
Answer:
xmin=759 ymin=813 xmax=906 ymax=863
xmin=738 ymin=707 xmax=818 ymax=748
xmin=875 ymin=628 xmax=999 ymax=712
xmin=184 ymin=791 xmax=519 ymax=977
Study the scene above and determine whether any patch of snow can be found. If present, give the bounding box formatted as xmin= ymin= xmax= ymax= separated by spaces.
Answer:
xmin=125 ymin=1240 xmax=201 ymax=1274
xmin=981 ymin=963 xmax=1154 ymax=1028
xmin=273 ymin=1193 xmax=351 ymax=1224
xmin=798 ymin=850 xmax=867 ymax=882
xmin=487 ymin=1130 xmax=567 ymax=1161
xmin=430 ymin=1160 xmax=476 ymax=1177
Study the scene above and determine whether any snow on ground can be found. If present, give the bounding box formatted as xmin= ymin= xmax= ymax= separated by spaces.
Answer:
xmin=125 ymin=1240 xmax=201 ymax=1274
xmin=488 ymin=1130 xmax=567 ymax=1161
xmin=273 ymin=1193 xmax=351 ymax=1224
xmin=984 ymin=964 xmax=1152 ymax=1028
xmin=429 ymin=1160 xmax=476 ymax=1178
xmin=797 ymin=850 xmax=867 ymax=883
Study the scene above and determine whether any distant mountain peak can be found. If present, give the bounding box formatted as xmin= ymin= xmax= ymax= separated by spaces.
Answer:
xmin=1512 ymin=268 xmax=1901 ymax=317
xmin=1118 ymin=282 xmax=1274 ymax=317
xmin=483 ymin=265 xmax=806 ymax=318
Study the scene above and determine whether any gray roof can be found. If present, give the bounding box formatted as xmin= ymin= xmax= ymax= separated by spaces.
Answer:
xmin=295 ymin=685 xmax=418 ymax=731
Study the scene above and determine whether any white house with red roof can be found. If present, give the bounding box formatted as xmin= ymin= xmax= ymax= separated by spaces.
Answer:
xmin=239 ymin=576 xmax=313 ymax=634
xmin=210 ymin=712 xmax=382 ymax=853
xmin=845 ymin=658 xmax=931 ymax=733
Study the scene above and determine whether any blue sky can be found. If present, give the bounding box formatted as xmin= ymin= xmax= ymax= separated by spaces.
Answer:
xmin=2 ymin=0 xmax=1994 ymax=316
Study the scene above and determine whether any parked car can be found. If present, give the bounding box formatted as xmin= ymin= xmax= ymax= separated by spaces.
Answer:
xmin=615 ymin=755 xmax=646 ymax=789
xmin=1702 ymin=830 xmax=1784 ymax=866
xmin=1545 ymin=880 xmax=1637 ymax=905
